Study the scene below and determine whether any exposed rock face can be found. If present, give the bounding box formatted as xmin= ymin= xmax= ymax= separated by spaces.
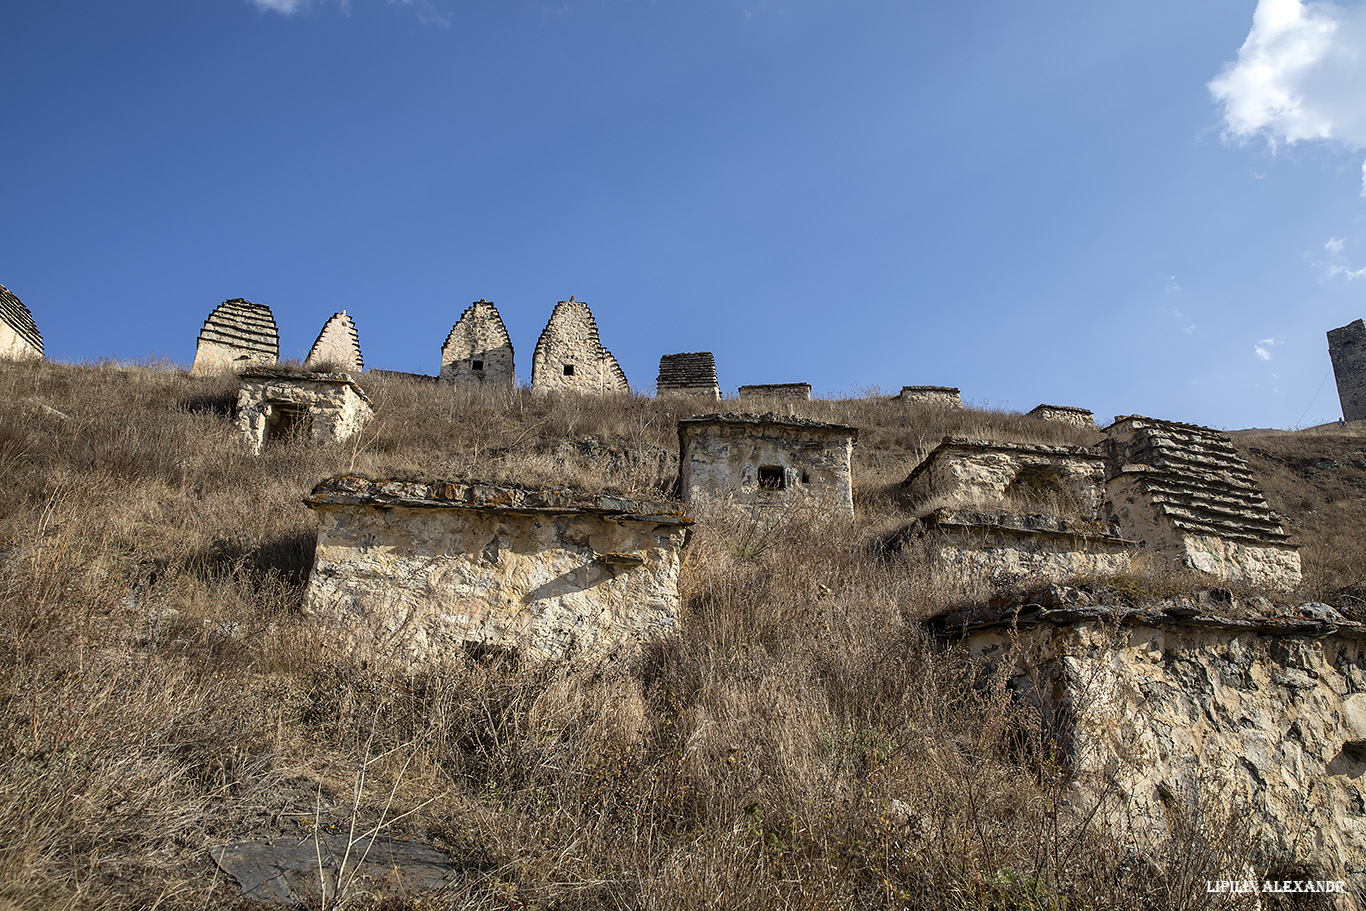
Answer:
xmin=938 ymin=599 xmax=1366 ymax=887
xmin=737 ymin=383 xmax=811 ymax=401
xmin=192 ymin=299 xmax=279 ymax=375
xmin=1028 ymin=403 xmax=1095 ymax=428
xmin=530 ymin=297 xmax=627 ymax=393
xmin=301 ymin=477 xmax=692 ymax=663
xmin=1103 ymin=416 xmax=1301 ymax=590
xmin=656 ymin=352 xmax=720 ymax=400
xmin=1330 ymin=319 xmax=1366 ymax=423
xmin=895 ymin=439 xmax=1129 ymax=582
xmin=898 ymin=385 xmax=961 ymax=408
xmin=441 ymin=300 xmax=514 ymax=387
xmin=0 ymin=283 xmax=43 ymax=361
xmin=304 ymin=311 xmax=363 ymax=373
xmin=678 ymin=412 xmax=857 ymax=519
xmin=235 ymin=368 xmax=373 ymax=455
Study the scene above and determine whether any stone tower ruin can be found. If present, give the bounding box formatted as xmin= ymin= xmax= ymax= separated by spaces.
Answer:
xmin=530 ymin=297 xmax=628 ymax=393
xmin=441 ymin=300 xmax=514 ymax=387
xmin=656 ymin=352 xmax=720 ymax=399
xmin=1328 ymin=318 xmax=1366 ymax=423
xmin=191 ymin=299 xmax=279 ymax=375
xmin=305 ymin=311 xmax=363 ymax=373
xmin=0 ymin=282 xmax=43 ymax=361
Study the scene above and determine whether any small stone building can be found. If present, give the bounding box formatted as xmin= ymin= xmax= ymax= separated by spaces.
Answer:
xmin=737 ymin=383 xmax=811 ymax=401
xmin=530 ymin=297 xmax=628 ymax=393
xmin=192 ymin=299 xmax=279 ymax=375
xmin=897 ymin=385 xmax=962 ymax=408
xmin=1103 ymin=415 xmax=1301 ymax=589
xmin=1027 ymin=403 xmax=1095 ymax=428
xmin=1329 ymin=318 xmax=1366 ymax=423
xmin=441 ymin=300 xmax=514 ymax=387
xmin=678 ymin=413 xmax=857 ymax=519
xmin=0 ymin=282 xmax=43 ymax=361
xmin=893 ymin=439 xmax=1131 ymax=581
xmin=235 ymin=367 xmax=373 ymax=454
xmin=934 ymin=597 xmax=1366 ymax=887
xmin=656 ymin=352 xmax=720 ymax=400
xmin=305 ymin=311 xmax=363 ymax=373
xmin=301 ymin=477 xmax=693 ymax=662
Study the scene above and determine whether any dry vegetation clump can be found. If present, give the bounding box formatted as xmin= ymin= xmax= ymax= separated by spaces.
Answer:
xmin=0 ymin=360 xmax=1338 ymax=909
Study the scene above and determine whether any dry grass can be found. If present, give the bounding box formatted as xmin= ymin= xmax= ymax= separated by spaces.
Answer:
xmin=0 ymin=359 xmax=1345 ymax=909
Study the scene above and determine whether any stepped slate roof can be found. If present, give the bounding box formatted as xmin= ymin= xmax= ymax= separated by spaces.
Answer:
xmin=0 ymin=283 xmax=43 ymax=355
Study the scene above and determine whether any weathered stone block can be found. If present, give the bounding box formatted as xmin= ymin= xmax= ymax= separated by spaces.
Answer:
xmin=1329 ymin=318 xmax=1366 ymax=423
xmin=678 ymin=412 xmax=857 ymax=519
xmin=0 ymin=282 xmax=43 ymax=361
xmin=897 ymin=385 xmax=961 ymax=408
xmin=301 ymin=477 xmax=692 ymax=663
xmin=1103 ymin=416 xmax=1301 ymax=589
xmin=235 ymin=368 xmax=373 ymax=454
xmin=1027 ymin=403 xmax=1095 ymax=428
xmin=893 ymin=509 xmax=1133 ymax=580
xmin=441 ymin=300 xmax=514 ymax=387
xmin=305 ymin=311 xmax=363 ymax=373
xmin=937 ymin=603 xmax=1366 ymax=885
xmin=737 ymin=383 xmax=811 ymax=401
xmin=900 ymin=438 xmax=1108 ymax=518
xmin=192 ymin=299 xmax=279 ymax=375
xmin=657 ymin=352 xmax=720 ymax=400
xmin=530 ymin=297 xmax=627 ymax=393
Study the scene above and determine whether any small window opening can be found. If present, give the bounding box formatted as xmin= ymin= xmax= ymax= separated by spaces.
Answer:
xmin=563 ymin=363 xmax=575 ymax=377
xmin=265 ymin=403 xmax=312 ymax=444
xmin=800 ymin=471 xmax=811 ymax=484
xmin=472 ymin=359 xmax=484 ymax=371
xmin=758 ymin=466 xmax=786 ymax=490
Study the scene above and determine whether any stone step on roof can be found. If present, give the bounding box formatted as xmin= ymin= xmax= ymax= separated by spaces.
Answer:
xmin=198 ymin=299 xmax=279 ymax=357
xmin=1133 ymin=488 xmax=1291 ymax=543
xmin=657 ymin=352 xmax=718 ymax=390
xmin=0 ymin=283 xmax=44 ymax=354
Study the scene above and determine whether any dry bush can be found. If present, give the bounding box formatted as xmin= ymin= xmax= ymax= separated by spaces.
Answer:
xmin=0 ymin=359 xmax=1341 ymax=909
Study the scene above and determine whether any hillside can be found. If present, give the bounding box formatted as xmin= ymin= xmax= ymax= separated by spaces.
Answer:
xmin=0 ymin=359 xmax=1362 ymax=910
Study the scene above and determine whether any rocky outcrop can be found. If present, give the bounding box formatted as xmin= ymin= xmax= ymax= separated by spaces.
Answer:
xmin=0 ymin=282 xmax=43 ymax=361
xmin=678 ymin=412 xmax=858 ymax=519
xmin=441 ymin=300 xmax=514 ymax=387
xmin=305 ymin=311 xmax=363 ymax=373
xmin=1103 ymin=416 xmax=1301 ymax=589
xmin=737 ymin=383 xmax=811 ymax=401
xmin=656 ymin=352 xmax=720 ymax=400
xmin=235 ymin=367 xmax=372 ymax=454
xmin=935 ymin=594 xmax=1366 ymax=887
xmin=1028 ymin=403 xmax=1095 ymax=428
xmin=301 ymin=477 xmax=692 ymax=663
xmin=1330 ymin=318 xmax=1366 ymax=423
xmin=530 ymin=297 xmax=627 ymax=393
xmin=191 ymin=299 xmax=279 ymax=375
xmin=898 ymin=386 xmax=961 ymax=408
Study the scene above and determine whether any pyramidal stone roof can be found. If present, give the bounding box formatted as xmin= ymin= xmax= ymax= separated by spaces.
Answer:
xmin=306 ymin=311 xmax=363 ymax=372
xmin=443 ymin=300 xmax=512 ymax=354
xmin=0 ymin=282 xmax=43 ymax=356
xmin=657 ymin=352 xmax=719 ymax=395
xmin=531 ymin=296 xmax=628 ymax=392
xmin=197 ymin=299 xmax=279 ymax=360
xmin=1104 ymin=415 xmax=1291 ymax=547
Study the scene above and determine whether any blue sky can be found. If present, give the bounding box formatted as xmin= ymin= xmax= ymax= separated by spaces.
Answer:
xmin=3 ymin=0 xmax=1365 ymax=429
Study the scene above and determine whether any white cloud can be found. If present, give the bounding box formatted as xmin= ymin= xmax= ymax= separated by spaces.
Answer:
xmin=1210 ymin=0 xmax=1366 ymax=182
xmin=1255 ymin=337 xmax=1278 ymax=360
xmin=1184 ymin=324 xmax=1199 ymax=333
xmin=1328 ymin=263 xmax=1366 ymax=278
xmin=1327 ymin=236 xmax=1345 ymax=252
xmin=250 ymin=0 xmax=309 ymax=12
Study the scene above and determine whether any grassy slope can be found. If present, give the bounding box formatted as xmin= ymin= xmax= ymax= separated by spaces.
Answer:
xmin=0 ymin=360 xmax=1356 ymax=910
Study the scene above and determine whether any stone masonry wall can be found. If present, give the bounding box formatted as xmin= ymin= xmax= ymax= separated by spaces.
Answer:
xmin=235 ymin=369 xmax=372 ymax=454
xmin=192 ymin=299 xmax=279 ymax=375
xmin=1329 ymin=319 xmax=1366 ymax=423
xmin=679 ymin=413 xmax=857 ymax=519
xmin=657 ymin=352 xmax=720 ymax=399
xmin=945 ymin=602 xmax=1366 ymax=886
xmin=1028 ymin=403 xmax=1095 ymax=428
xmin=305 ymin=311 xmax=363 ymax=373
xmin=530 ymin=297 xmax=627 ymax=393
xmin=900 ymin=438 xmax=1108 ymax=519
xmin=898 ymin=386 xmax=961 ymax=408
xmin=0 ymin=282 xmax=43 ymax=360
xmin=1103 ymin=416 xmax=1301 ymax=589
xmin=441 ymin=300 xmax=514 ymax=387
xmin=737 ymin=383 xmax=811 ymax=401
xmin=301 ymin=477 xmax=692 ymax=662
xmin=902 ymin=510 xmax=1132 ymax=580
